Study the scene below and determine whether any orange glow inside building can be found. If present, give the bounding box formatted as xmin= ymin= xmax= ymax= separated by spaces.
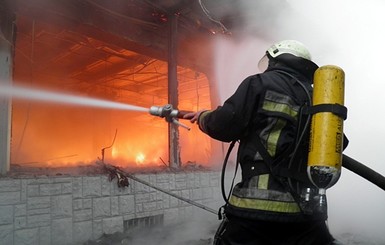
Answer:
xmin=10 ymin=16 xmax=214 ymax=170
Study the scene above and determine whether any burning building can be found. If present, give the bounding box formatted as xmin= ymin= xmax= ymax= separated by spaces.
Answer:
xmin=4 ymin=1 xmax=219 ymax=170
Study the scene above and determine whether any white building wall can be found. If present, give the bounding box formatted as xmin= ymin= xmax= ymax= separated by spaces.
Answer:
xmin=0 ymin=171 xmax=221 ymax=245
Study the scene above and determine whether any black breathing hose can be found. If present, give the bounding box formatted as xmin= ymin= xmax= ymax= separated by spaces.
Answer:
xmin=342 ymin=154 xmax=385 ymax=191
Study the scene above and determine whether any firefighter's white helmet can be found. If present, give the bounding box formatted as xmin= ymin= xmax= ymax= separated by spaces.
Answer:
xmin=258 ymin=40 xmax=312 ymax=72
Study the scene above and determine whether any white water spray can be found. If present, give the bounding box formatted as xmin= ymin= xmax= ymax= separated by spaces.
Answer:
xmin=0 ymin=83 xmax=148 ymax=112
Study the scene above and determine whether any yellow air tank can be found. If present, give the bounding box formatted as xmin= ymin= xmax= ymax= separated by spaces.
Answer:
xmin=307 ymin=65 xmax=346 ymax=213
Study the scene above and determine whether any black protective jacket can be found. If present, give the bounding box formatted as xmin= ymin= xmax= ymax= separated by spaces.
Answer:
xmin=198 ymin=62 xmax=323 ymax=222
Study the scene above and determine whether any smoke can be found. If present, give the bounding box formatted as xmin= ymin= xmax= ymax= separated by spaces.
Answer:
xmin=210 ymin=0 xmax=385 ymax=243
xmin=123 ymin=210 xmax=219 ymax=245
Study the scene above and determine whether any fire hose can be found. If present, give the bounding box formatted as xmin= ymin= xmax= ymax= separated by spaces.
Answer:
xmin=97 ymin=154 xmax=385 ymax=219
xmin=149 ymin=104 xmax=385 ymax=192
xmin=342 ymin=154 xmax=385 ymax=191
xmin=97 ymin=160 xmax=218 ymax=215
xmin=96 ymin=103 xmax=385 ymax=217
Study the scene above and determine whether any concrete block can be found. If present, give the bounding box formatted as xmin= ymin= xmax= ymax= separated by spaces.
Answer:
xmin=135 ymin=193 xmax=150 ymax=203
xmin=73 ymin=199 xmax=83 ymax=210
xmin=0 ymin=224 xmax=13 ymax=244
xmin=14 ymin=227 xmax=39 ymax=245
xmin=135 ymin=203 xmax=143 ymax=213
xmin=202 ymin=187 xmax=214 ymax=199
xmin=169 ymin=191 xmax=180 ymax=208
xmin=187 ymin=173 xmax=199 ymax=188
xmin=123 ymin=214 xmax=135 ymax=221
xmin=101 ymin=177 xmax=112 ymax=196
xmin=102 ymin=216 xmax=123 ymax=234
xmin=93 ymin=197 xmax=111 ymax=218
xmin=27 ymin=196 xmax=50 ymax=209
xmin=192 ymin=188 xmax=203 ymax=200
xmin=0 ymin=179 xmax=21 ymax=192
xmin=169 ymin=174 xmax=176 ymax=190
xmin=21 ymin=179 xmax=27 ymax=202
xmin=83 ymin=177 xmax=102 ymax=197
xmin=0 ymin=205 xmax=13 ymax=225
xmin=15 ymin=216 xmax=27 ymax=229
xmin=111 ymin=196 xmax=119 ymax=216
xmin=62 ymin=182 xmax=72 ymax=194
xmin=27 ymin=185 xmax=39 ymax=197
xmin=51 ymin=195 xmax=73 ymax=218
xmin=40 ymin=183 xmax=61 ymax=196
xmin=156 ymin=200 xmax=164 ymax=209
xmin=51 ymin=218 xmax=73 ymax=245
xmin=200 ymin=172 xmax=210 ymax=187
xmin=73 ymin=209 xmax=92 ymax=222
xmin=27 ymin=214 xmax=50 ymax=227
xmin=213 ymin=189 xmax=221 ymax=201
xmin=209 ymin=172 xmax=220 ymax=187
xmin=26 ymin=178 xmax=51 ymax=185
xmin=53 ymin=177 xmax=72 ymax=183
xmin=181 ymin=189 xmax=190 ymax=199
xmin=134 ymin=181 xmax=150 ymax=193
xmin=72 ymin=177 xmax=82 ymax=198
xmin=73 ymin=221 xmax=93 ymax=244
xmin=118 ymin=195 xmax=135 ymax=215
xmin=175 ymin=173 xmax=187 ymax=182
xmin=92 ymin=219 xmax=103 ymax=240
xmin=27 ymin=208 xmax=50 ymax=215
xmin=143 ymin=202 xmax=157 ymax=212
xmin=150 ymin=192 xmax=158 ymax=202
xmin=39 ymin=226 xmax=51 ymax=245
xmin=157 ymin=182 xmax=170 ymax=191
xmin=159 ymin=193 xmax=170 ymax=209
xmin=148 ymin=175 xmax=157 ymax=188
xmin=0 ymin=191 xmax=20 ymax=205
xmin=175 ymin=179 xmax=187 ymax=189
xmin=14 ymin=204 xmax=27 ymax=216
xmin=156 ymin=173 xmax=171 ymax=183
xmin=83 ymin=198 xmax=92 ymax=209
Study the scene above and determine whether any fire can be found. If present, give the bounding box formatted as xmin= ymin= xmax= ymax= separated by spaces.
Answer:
xmin=10 ymin=14 xmax=214 ymax=170
xmin=10 ymin=100 xmax=214 ymax=168
xmin=135 ymin=153 xmax=145 ymax=165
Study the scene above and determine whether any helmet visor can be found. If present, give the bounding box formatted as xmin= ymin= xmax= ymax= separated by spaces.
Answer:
xmin=258 ymin=54 xmax=269 ymax=72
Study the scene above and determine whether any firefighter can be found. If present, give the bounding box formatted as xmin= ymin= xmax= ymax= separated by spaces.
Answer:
xmin=184 ymin=40 xmax=343 ymax=245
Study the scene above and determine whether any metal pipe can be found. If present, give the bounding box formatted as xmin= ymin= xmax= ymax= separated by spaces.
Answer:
xmin=99 ymin=161 xmax=217 ymax=215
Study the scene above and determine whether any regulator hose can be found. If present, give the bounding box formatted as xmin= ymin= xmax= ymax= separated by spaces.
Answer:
xmin=342 ymin=154 xmax=385 ymax=191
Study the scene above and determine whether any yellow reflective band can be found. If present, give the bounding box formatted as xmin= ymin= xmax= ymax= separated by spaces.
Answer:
xmin=262 ymin=101 xmax=298 ymax=118
xmin=229 ymin=195 xmax=301 ymax=213
xmin=267 ymin=119 xmax=286 ymax=156
xmin=257 ymin=174 xmax=269 ymax=190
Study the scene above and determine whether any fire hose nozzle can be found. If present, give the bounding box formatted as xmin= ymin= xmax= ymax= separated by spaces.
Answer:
xmin=149 ymin=104 xmax=192 ymax=130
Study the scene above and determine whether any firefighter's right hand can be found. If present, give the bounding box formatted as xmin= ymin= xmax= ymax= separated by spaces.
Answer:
xmin=183 ymin=110 xmax=205 ymax=124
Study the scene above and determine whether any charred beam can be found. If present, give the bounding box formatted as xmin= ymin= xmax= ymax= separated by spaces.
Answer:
xmin=0 ymin=0 xmax=16 ymax=174
xmin=168 ymin=13 xmax=180 ymax=168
